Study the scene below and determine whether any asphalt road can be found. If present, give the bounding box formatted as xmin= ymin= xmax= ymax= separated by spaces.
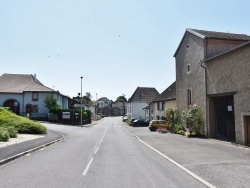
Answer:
xmin=0 ymin=117 xmax=209 ymax=188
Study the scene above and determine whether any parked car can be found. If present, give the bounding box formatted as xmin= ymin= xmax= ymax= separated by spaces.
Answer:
xmin=122 ymin=116 xmax=128 ymax=122
xmin=129 ymin=118 xmax=136 ymax=126
xmin=149 ymin=120 xmax=171 ymax=131
xmin=130 ymin=119 xmax=149 ymax=127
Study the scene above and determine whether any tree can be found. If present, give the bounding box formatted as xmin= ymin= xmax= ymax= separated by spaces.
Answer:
xmin=116 ymin=94 xmax=127 ymax=116
xmin=44 ymin=96 xmax=61 ymax=111
xmin=83 ymin=92 xmax=92 ymax=104
xmin=116 ymin=95 xmax=127 ymax=103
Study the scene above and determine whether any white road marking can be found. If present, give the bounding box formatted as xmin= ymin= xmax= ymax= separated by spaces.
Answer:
xmin=83 ymin=126 xmax=108 ymax=176
xmin=122 ymin=126 xmax=217 ymax=188
xmin=82 ymin=158 xmax=94 ymax=176
xmin=94 ymin=146 xmax=100 ymax=154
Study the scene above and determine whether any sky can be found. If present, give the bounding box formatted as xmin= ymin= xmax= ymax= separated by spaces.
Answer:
xmin=1 ymin=0 xmax=250 ymax=101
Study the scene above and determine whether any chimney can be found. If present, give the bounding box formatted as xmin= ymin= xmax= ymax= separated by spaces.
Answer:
xmin=34 ymin=74 xmax=36 ymax=79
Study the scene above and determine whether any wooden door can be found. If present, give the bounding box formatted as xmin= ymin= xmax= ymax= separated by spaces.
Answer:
xmin=246 ymin=117 xmax=250 ymax=145
xmin=214 ymin=95 xmax=235 ymax=142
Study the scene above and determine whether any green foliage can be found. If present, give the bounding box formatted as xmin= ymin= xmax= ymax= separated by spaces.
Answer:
xmin=6 ymin=126 xmax=18 ymax=138
xmin=15 ymin=123 xmax=47 ymax=134
xmin=165 ymin=108 xmax=177 ymax=127
xmin=181 ymin=105 xmax=203 ymax=136
xmin=170 ymin=123 xmax=185 ymax=135
xmin=0 ymin=108 xmax=47 ymax=136
xmin=0 ymin=127 xmax=10 ymax=142
xmin=116 ymin=95 xmax=127 ymax=102
xmin=83 ymin=92 xmax=92 ymax=104
xmin=44 ymin=96 xmax=61 ymax=112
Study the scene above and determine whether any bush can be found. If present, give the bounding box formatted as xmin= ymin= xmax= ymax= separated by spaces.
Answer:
xmin=165 ymin=108 xmax=177 ymax=127
xmin=170 ymin=123 xmax=185 ymax=135
xmin=181 ymin=105 xmax=203 ymax=136
xmin=15 ymin=123 xmax=47 ymax=134
xmin=0 ymin=108 xmax=47 ymax=135
xmin=0 ymin=127 xmax=10 ymax=142
xmin=7 ymin=126 xmax=18 ymax=138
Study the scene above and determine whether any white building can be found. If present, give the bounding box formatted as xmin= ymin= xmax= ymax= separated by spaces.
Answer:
xmin=0 ymin=74 xmax=69 ymax=119
xmin=127 ymin=87 xmax=159 ymax=120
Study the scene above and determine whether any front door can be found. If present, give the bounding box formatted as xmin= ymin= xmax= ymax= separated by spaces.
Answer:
xmin=25 ymin=104 xmax=32 ymax=117
xmin=214 ymin=95 xmax=235 ymax=142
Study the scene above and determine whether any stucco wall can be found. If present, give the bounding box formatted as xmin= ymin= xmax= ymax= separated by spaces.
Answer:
xmin=206 ymin=45 xmax=250 ymax=144
xmin=24 ymin=92 xmax=52 ymax=114
xmin=131 ymin=102 xmax=147 ymax=120
xmin=0 ymin=93 xmax=23 ymax=113
xmin=150 ymin=100 xmax=177 ymax=120
xmin=175 ymin=32 xmax=206 ymax=130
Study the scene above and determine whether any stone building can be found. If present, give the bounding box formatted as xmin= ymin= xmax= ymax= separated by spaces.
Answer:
xmin=174 ymin=29 xmax=250 ymax=144
xmin=204 ymin=41 xmax=250 ymax=145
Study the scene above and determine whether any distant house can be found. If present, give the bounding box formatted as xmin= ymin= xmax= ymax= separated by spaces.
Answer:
xmin=111 ymin=101 xmax=127 ymax=116
xmin=98 ymin=97 xmax=112 ymax=109
xmin=127 ymin=87 xmax=159 ymax=120
xmin=0 ymin=73 xmax=69 ymax=119
xmin=72 ymin=96 xmax=90 ymax=110
xmin=174 ymin=28 xmax=250 ymax=144
xmin=149 ymin=82 xmax=176 ymax=120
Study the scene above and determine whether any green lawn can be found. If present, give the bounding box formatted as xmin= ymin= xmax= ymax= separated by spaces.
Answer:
xmin=0 ymin=108 xmax=47 ymax=142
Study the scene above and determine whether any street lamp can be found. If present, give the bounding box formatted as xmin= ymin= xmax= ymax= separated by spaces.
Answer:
xmin=80 ymin=76 xmax=83 ymax=127
xmin=96 ymin=93 xmax=98 ymax=121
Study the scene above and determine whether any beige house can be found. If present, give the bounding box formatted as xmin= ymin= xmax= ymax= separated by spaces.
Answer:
xmin=149 ymin=82 xmax=176 ymax=120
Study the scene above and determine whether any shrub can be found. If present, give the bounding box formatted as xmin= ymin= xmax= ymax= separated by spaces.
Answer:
xmin=181 ymin=105 xmax=203 ymax=136
xmin=7 ymin=126 xmax=18 ymax=138
xmin=0 ymin=127 xmax=10 ymax=142
xmin=15 ymin=123 xmax=47 ymax=134
xmin=0 ymin=108 xmax=47 ymax=135
xmin=165 ymin=108 xmax=177 ymax=127
xmin=170 ymin=123 xmax=185 ymax=135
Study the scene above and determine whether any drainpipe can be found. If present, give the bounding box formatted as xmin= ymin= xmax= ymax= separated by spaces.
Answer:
xmin=200 ymin=60 xmax=208 ymax=138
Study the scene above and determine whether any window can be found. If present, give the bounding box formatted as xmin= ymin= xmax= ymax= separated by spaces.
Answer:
xmin=157 ymin=116 xmax=160 ymax=120
xmin=187 ymin=89 xmax=192 ymax=105
xmin=32 ymin=105 xmax=38 ymax=113
xmin=157 ymin=101 xmax=164 ymax=111
xmin=32 ymin=92 xmax=38 ymax=100
xmin=138 ymin=94 xmax=142 ymax=102
xmin=187 ymin=64 xmax=190 ymax=73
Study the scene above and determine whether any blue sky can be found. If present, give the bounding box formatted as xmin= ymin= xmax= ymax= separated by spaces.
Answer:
xmin=1 ymin=0 xmax=250 ymax=101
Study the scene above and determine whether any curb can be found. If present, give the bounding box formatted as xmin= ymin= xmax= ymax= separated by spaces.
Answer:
xmin=0 ymin=132 xmax=65 ymax=166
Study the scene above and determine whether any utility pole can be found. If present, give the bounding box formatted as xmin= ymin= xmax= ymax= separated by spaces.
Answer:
xmin=80 ymin=76 xmax=83 ymax=127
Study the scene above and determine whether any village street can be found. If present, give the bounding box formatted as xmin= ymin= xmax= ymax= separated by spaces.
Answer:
xmin=0 ymin=117 xmax=250 ymax=188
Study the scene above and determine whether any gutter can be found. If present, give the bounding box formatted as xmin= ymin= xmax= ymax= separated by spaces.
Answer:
xmin=200 ymin=60 xmax=208 ymax=138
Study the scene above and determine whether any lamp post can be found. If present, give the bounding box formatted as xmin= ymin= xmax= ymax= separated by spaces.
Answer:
xmin=96 ymin=93 xmax=98 ymax=121
xmin=80 ymin=76 xmax=83 ymax=127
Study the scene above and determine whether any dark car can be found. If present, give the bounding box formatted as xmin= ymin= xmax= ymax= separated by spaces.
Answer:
xmin=130 ymin=119 xmax=149 ymax=127
xmin=129 ymin=118 xmax=136 ymax=126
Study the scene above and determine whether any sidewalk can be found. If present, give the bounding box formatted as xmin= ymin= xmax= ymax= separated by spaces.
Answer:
xmin=0 ymin=120 xmax=98 ymax=166
xmin=0 ymin=130 xmax=64 ymax=165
